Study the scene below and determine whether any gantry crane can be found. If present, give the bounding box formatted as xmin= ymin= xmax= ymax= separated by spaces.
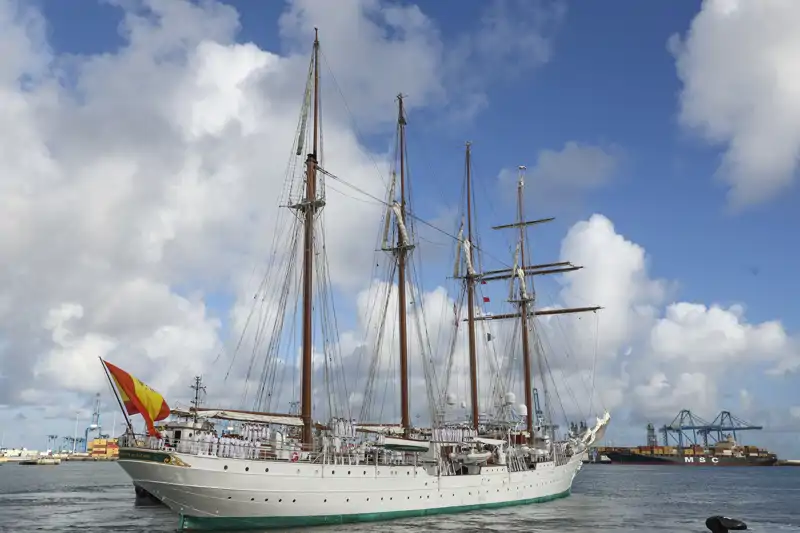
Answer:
xmin=698 ymin=410 xmax=762 ymax=445
xmin=83 ymin=393 xmax=103 ymax=451
xmin=660 ymin=409 xmax=762 ymax=447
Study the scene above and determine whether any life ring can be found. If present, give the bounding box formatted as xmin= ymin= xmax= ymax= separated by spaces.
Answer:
xmin=290 ymin=451 xmax=299 ymax=463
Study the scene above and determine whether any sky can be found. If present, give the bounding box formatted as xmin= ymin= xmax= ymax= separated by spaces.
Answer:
xmin=1 ymin=0 xmax=799 ymax=456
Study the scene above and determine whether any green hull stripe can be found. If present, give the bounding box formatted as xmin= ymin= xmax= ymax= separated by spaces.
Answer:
xmin=179 ymin=489 xmax=571 ymax=531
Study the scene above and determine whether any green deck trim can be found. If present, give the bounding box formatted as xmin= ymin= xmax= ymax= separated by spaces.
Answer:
xmin=119 ymin=449 xmax=171 ymax=463
xmin=119 ymin=449 xmax=191 ymax=467
xmin=178 ymin=488 xmax=571 ymax=531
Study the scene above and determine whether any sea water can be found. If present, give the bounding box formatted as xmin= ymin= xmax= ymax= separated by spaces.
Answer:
xmin=0 ymin=461 xmax=798 ymax=532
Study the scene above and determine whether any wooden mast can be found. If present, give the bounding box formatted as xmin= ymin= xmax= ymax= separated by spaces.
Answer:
xmin=300 ymin=28 xmax=320 ymax=448
xmin=464 ymin=142 xmax=480 ymax=431
xmin=396 ymin=95 xmax=410 ymax=436
xmin=516 ymin=166 xmax=535 ymax=442
xmin=477 ymin=166 xmax=602 ymax=444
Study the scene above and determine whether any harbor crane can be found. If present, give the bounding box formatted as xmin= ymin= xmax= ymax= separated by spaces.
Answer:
xmin=660 ymin=409 xmax=762 ymax=447
xmin=699 ymin=410 xmax=762 ymax=445
xmin=62 ymin=436 xmax=75 ymax=451
xmin=83 ymin=393 xmax=104 ymax=451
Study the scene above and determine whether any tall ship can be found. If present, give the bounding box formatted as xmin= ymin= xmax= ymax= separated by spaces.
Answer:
xmin=110 ymin=29 xmax=611 ymax=531
xmin=604 ymin=410 xmax=777 ymax=466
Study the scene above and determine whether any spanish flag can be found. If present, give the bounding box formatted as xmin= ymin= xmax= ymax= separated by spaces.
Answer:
xmin=102 ymin=359 xmax=170 ymax=438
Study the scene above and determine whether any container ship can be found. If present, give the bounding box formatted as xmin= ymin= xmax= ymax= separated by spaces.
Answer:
xmin=601 ymin=410 xmax=778 ymax=466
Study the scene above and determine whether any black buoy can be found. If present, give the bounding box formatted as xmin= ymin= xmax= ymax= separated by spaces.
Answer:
xmin=706 ymin=516 xmax=748 ymax=532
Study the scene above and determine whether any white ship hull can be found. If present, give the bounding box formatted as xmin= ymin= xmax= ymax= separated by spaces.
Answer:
xmin=119 ymin=448 xmax=582 ymax=530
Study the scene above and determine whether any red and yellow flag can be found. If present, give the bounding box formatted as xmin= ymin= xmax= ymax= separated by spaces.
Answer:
xmin=102 ymin=360 xmax=170 ymax=438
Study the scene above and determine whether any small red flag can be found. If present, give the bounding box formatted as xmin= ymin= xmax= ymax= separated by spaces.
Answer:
xmin=483 ymin=296 xmax=490 ymax=303
xmin=481 ymin=280 xmax=487 ymax=285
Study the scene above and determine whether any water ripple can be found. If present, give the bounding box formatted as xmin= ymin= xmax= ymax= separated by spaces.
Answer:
xmin=0 ymin=462 xmax=798 ymax=532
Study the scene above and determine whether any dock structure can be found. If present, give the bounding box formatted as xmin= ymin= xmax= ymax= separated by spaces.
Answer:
xmin=19 ymin=457 xmax=60 ymax=466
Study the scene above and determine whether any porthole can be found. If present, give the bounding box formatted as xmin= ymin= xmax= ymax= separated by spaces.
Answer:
xmin=324 ymin=499 xmax=327 ymax=503
xmin=265 ymin=498 xmax=269 ymax=502
xmin=292 ymin=499 xmax=296 ymax=503
xmin=224 ymin=465 xmax=228 ymax=470
xmin=265 ymin=468 xmax=269 ymax=472
xmin=346 ymin=498 xmax=350 ymax=502
xmin=250 ymin=498 xmax=254 ymax=501
xmin=331 ymin=471 xmax=335 ymax=475
xmin=363 ymin=470 xmax=367 ymax=475
xmin=227 ymin=496 xmax=231 ymax=500
xmin=348 ymin=471 xmax=351 ymax=475
xmin=245 ymin=467 xmax=249 ymax=472
xmin=366 ymin=498 xmax=370 ymax=502
xmin=278 ymin=499 xmax=282 ymax=503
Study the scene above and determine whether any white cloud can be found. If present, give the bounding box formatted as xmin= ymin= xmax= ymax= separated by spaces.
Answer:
xmin=1 ymin=0 xmax=796 ymax=455
xmin=498 ymin=142 xmax=621 ymax=209
xmin=672 ymin=0 xmax=800 ymax=208
xmin=649 ymin=303 xmax=789 ymax=364
xmin=0 ymin=0 xmax=566 ymax=446
xmin=739 ymin=388 xmax=753 ymax=411
xmin=631 ymin=372 xmax=716 ymax=421
xmin=446 ymin=0 xmax=566 ymax=119
xmin=549 ymin=214 xmax=798 ymax=427
xmin=278 ymin=0 xmax=563 ymax=127
xmin=335 ymin=211 xmax=799 ymax=434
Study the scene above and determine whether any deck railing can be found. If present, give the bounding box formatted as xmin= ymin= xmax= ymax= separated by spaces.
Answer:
xmin=119 ymin=433 xmax=420 ymax=466
xmin=119 ymin=432 xmax=561 ymax=469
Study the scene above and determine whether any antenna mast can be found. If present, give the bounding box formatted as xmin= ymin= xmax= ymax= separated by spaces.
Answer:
xmin=190 ymin=376 xmax=206 ymax=423
xmin=464 ymin=142 xmax=480 ymax=430
xmin=300 ymin=28 xmax=321 ymax=448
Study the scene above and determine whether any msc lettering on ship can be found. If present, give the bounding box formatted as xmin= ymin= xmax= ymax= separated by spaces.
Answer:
xmin=684 ymin=456 xmax=719 ymax=464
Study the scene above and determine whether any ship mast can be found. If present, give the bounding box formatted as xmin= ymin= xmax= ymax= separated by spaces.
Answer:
xmin=515 ymin=168 xmax=535 ymax=440
xmin=471 ymin=165 xmax=602 ymax=444
xmin=300 ymin=28 xmax=321 ymax=448
xmin=396 ymin=95 xmax=411 ymax=436
xmin=464 ymin=142 xmax=480 ymax=431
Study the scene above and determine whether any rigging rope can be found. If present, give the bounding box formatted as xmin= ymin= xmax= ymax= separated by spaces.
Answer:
xmin=316 ymin=166 xmax=519 ymax=274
